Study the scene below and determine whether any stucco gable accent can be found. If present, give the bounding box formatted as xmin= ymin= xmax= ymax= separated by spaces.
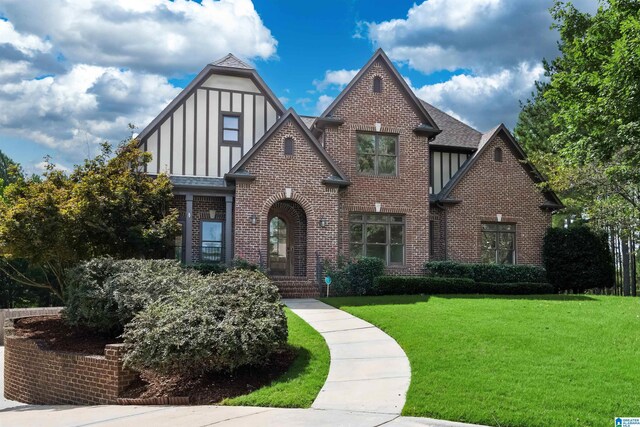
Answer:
xmin=137 ymin=56 xmax=285 ymax=143
xmin=226 ymin=108 xmax=349 ymax=185
xmin=316 ymin=49 xmax=441 ymax=137
xmin=437 ymin=124 xmax=563 ymax=210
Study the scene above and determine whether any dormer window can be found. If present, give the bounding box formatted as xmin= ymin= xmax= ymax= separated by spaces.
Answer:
xmin=373 ymin=76 xmax=382 ymax=93
xmin=284 ymin=137 xmax=294 ymax=155
xmin=494 ymin=147 xmax=503 ymax=162
xmin=222 ymin=113 xmax=241 ymax=144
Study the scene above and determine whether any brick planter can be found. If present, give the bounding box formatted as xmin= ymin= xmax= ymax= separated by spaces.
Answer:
xmin=3 ymin=317 xmax=138 ymax=405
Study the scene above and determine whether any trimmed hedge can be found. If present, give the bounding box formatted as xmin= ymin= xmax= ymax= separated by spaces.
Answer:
xmin=424 ymin=261 xmax=548 ymax=284
xmin=373 ymin=276 xmax=554 ymax=296
xmin=122 ymin=270 xmax=287 ymax=376
xmin=325 ymin=256 xmax=385 ymax=296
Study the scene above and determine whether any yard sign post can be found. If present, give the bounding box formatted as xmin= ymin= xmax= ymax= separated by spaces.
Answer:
xmin=325 ymin=276 xmax=331 ymax=298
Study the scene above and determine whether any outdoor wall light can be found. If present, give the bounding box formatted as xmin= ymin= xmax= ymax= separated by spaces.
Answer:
xmin=375 ymin=202 xmax=382 ymax=213
xmin=285 ymin=187 xmax=292 ymax=198
xmin=496 ymin=213 xmax=503 ymax=222
xmin=319 ymin=217 xmax=328 ymax=228
xmin=250 ymin=213 xmax=257 ymax=225
xmin=209 ymin=209 xmax=216 ymax=219
xmin=375 ymin=122 xmax=382 ymax=132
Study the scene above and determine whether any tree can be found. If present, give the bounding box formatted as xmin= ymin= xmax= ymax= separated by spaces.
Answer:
xmin=0 ymin=140 xmax=180 ymax=299
xmin=515 ymin=0 xmax=640 ymax=295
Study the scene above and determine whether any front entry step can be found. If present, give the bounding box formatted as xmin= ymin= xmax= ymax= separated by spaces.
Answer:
xmin=270 ymin=276 xmax=320 ymax=298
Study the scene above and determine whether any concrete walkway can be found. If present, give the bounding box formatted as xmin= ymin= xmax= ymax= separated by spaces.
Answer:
xmin=284 ymin=298 xmax=411 ymax=415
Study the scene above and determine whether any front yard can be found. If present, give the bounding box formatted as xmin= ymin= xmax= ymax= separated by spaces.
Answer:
xmin=325 ymin=295 xmax=640 ymax=427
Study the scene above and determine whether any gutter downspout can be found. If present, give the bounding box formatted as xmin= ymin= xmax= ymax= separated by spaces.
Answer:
xmin=436 ymin=201 xmax=447 ymax=261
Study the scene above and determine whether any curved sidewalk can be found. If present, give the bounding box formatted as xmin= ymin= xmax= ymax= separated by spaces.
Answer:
xmin=284 ymin=298 xmax=411 ymax=415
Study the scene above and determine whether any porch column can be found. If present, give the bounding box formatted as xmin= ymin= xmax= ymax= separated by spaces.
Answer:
xmin=225 ymin=195 xmax=233 ymax=265
xmin=185 ymin=193 xmax=193 ymax=264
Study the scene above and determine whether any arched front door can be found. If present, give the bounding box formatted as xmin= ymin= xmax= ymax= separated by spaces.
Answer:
xmin=269 ymin=216 xmax=290 ymax=275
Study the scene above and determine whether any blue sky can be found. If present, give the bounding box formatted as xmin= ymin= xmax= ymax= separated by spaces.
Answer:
xmin=0 ymin=0 xmax=598 ymax=174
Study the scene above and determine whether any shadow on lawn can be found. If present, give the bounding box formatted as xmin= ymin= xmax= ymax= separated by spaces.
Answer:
xmin=322 ymin=293 xmax=598 ymax=308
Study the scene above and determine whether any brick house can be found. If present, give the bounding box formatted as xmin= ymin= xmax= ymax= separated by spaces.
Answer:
xmin=137 ymin=49 xmax=562 ymax=296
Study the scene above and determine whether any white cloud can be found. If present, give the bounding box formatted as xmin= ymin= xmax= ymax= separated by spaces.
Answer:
xmin=34 ymin=160 xmax=70 ymax=173
xmin=313 ymin=69 xmax=358 ymax=91
xmin=413 ymin=62 xmax=545 ymax=131
xmin=0 ymin=20 xmax=51 ymax=57
xmin=0 ymin=0 xmax=279 ymax=162
xmin=368 ymin=0 xmax=598 ymax=75
xmin=315 ymin=95 xmax=334 ymax=115
xmin=0 ymin=65 xmax=179 ymax=158
xmin=0 ymin=0 xmax=277 ymax=75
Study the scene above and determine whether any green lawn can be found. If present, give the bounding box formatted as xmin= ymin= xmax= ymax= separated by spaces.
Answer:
xmin=324 ymin=295 xmax=640 ymax=427
xmin=222 ymin=307 xmax=330 ymax=408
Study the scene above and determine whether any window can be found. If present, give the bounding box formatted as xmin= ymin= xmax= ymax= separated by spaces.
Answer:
xmin=201 ymin=220 xmax=223 ymax=262
xmin=373 ymin=76 xmax=382 ymax=93
xmin=356 ymin=133 xmax=397 ymax=176
xmin=222 ymin=114 xmax=240 ymax=143
xmin=284 ymin=137 xmax=294 ymax=155
xmin=494 ymin=147 xmax=503 ymax=162
xmin=350 ymin=214 xmax=405 ymax=265
xmin=481 ymin=223 xmax=515 ymax=264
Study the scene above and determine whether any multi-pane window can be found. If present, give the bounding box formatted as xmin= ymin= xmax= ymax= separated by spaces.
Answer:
xmin=481 ymin=223 xmax=515 ymax=264
xmin=350 ymin=214 xmax=405 ymax=265
xmin=201 ymin=220 xmax=223 ymax=262
xmin=356 ymin=133 xmax=398 ymax=176
xmin=222 ymin=114 xmax=240 ymax=143
xmin=174 ymin=221 xmax=185 ymax=263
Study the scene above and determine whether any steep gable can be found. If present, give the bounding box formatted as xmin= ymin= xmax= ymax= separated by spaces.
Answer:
xmin=317 ymin=49 xmax=440 ymax=138
xmin=138 ymin=54 xmax=285 ymax=177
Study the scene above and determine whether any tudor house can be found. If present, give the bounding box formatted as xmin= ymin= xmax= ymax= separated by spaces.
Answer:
xmin=137 ymin=49 xmax=562 ymax=296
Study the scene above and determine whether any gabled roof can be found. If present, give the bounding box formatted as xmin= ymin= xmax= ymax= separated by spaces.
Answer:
xmin=227 ymin=108 xmax=350 ymax=185
xmin=421 ymin=100 xmax=482 ymax=150
xmin=437 ymin=124 xmax=563 ymax=210
xmin=210 ymin=53 xmax=252 ymax=69
xmin=137 ymin=54 xmax=285 ymax=142
xmin=317 ymin=49 xmax=441 ymax=134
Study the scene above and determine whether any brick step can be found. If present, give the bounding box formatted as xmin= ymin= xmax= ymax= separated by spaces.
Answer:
xmin=270 ymin=276 xmax=320 ymax=298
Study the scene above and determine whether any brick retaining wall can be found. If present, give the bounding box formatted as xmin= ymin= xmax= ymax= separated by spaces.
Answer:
xmin=3 ymin=318 xmax=137 ymax=405
xmin=0 ymin=307 xmax=63 ymax=342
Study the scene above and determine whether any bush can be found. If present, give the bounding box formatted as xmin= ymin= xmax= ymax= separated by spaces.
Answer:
xmin=186 ymin=262 xmax=228 ymax=276
xmin=373 ymin=276 xmax=475 ymax=295
xmin=122 ymin=269 xmax=287 ymax=375
xmin=543 ymin=225 xmax=615 ymax=292
xmin=64 ymin=258 xmax=197 ymax=335
xmin=424 ymin=261 xmax=547 ymax=283
xmin=325 ymin=256 xmax=385 ymax=296
xmin=373 ymin=276 xmax=554 ymax=296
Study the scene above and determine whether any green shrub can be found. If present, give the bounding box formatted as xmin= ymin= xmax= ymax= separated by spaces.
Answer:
xmin=325 ymin=256 xmax=385 ymax=296
xmin=122 ymin=269 xmax=287 ymax=376
xmin=373 ymin=276 xmax=554 ymax=295
xmin=543 ymin=225 xmax=615 ymax=292
xmin=232 ymin=257 xmax=263 ymax=272
xmin=424 ymin=261 xmax=547 ymax=283
xmin=423 ymin=261 xmax=474 ymax=279
xmin=64 ymin=258 xmax=197 ymax=335
xmin=186 ymin=262 xmax=228 ymax=276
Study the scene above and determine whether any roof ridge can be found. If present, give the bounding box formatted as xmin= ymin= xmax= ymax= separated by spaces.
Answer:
xmin=210 ymin=53 xmax=253 ymax=69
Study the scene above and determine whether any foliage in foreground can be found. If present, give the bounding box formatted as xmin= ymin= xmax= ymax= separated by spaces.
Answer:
xmin=222 ymin=308 xmax=330 ymax=408
xmin=326 ymin=294 xmax=640 ymax=427
xmin=123 ymin=269 xmax=287 ymax=376
xmin=64 ymin=258 xmax=195 ymax=336
xmin=0 ymin=140 xmax=179 ymax=299
xmin=424 ymin=261 xmax=548 ymax=284
xmin=543 ymin=225 xmax=615 ymax=292
xmin=324 ymin=256 xmax=385 ymax=296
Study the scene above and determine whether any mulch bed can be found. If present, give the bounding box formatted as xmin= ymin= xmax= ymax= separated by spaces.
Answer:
xmin=13 ymin=314 xmax=297 ymax=404
xmin=13 ymin=314 xmax=120 ymax=355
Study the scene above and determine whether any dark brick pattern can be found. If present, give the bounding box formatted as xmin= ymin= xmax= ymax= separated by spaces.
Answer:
xmin=4 ymin=318 xmax=137 ymax=405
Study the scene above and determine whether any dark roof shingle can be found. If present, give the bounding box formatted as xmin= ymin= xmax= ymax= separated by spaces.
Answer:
xmin=420 ymin=100 xmax=481 ymax=150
